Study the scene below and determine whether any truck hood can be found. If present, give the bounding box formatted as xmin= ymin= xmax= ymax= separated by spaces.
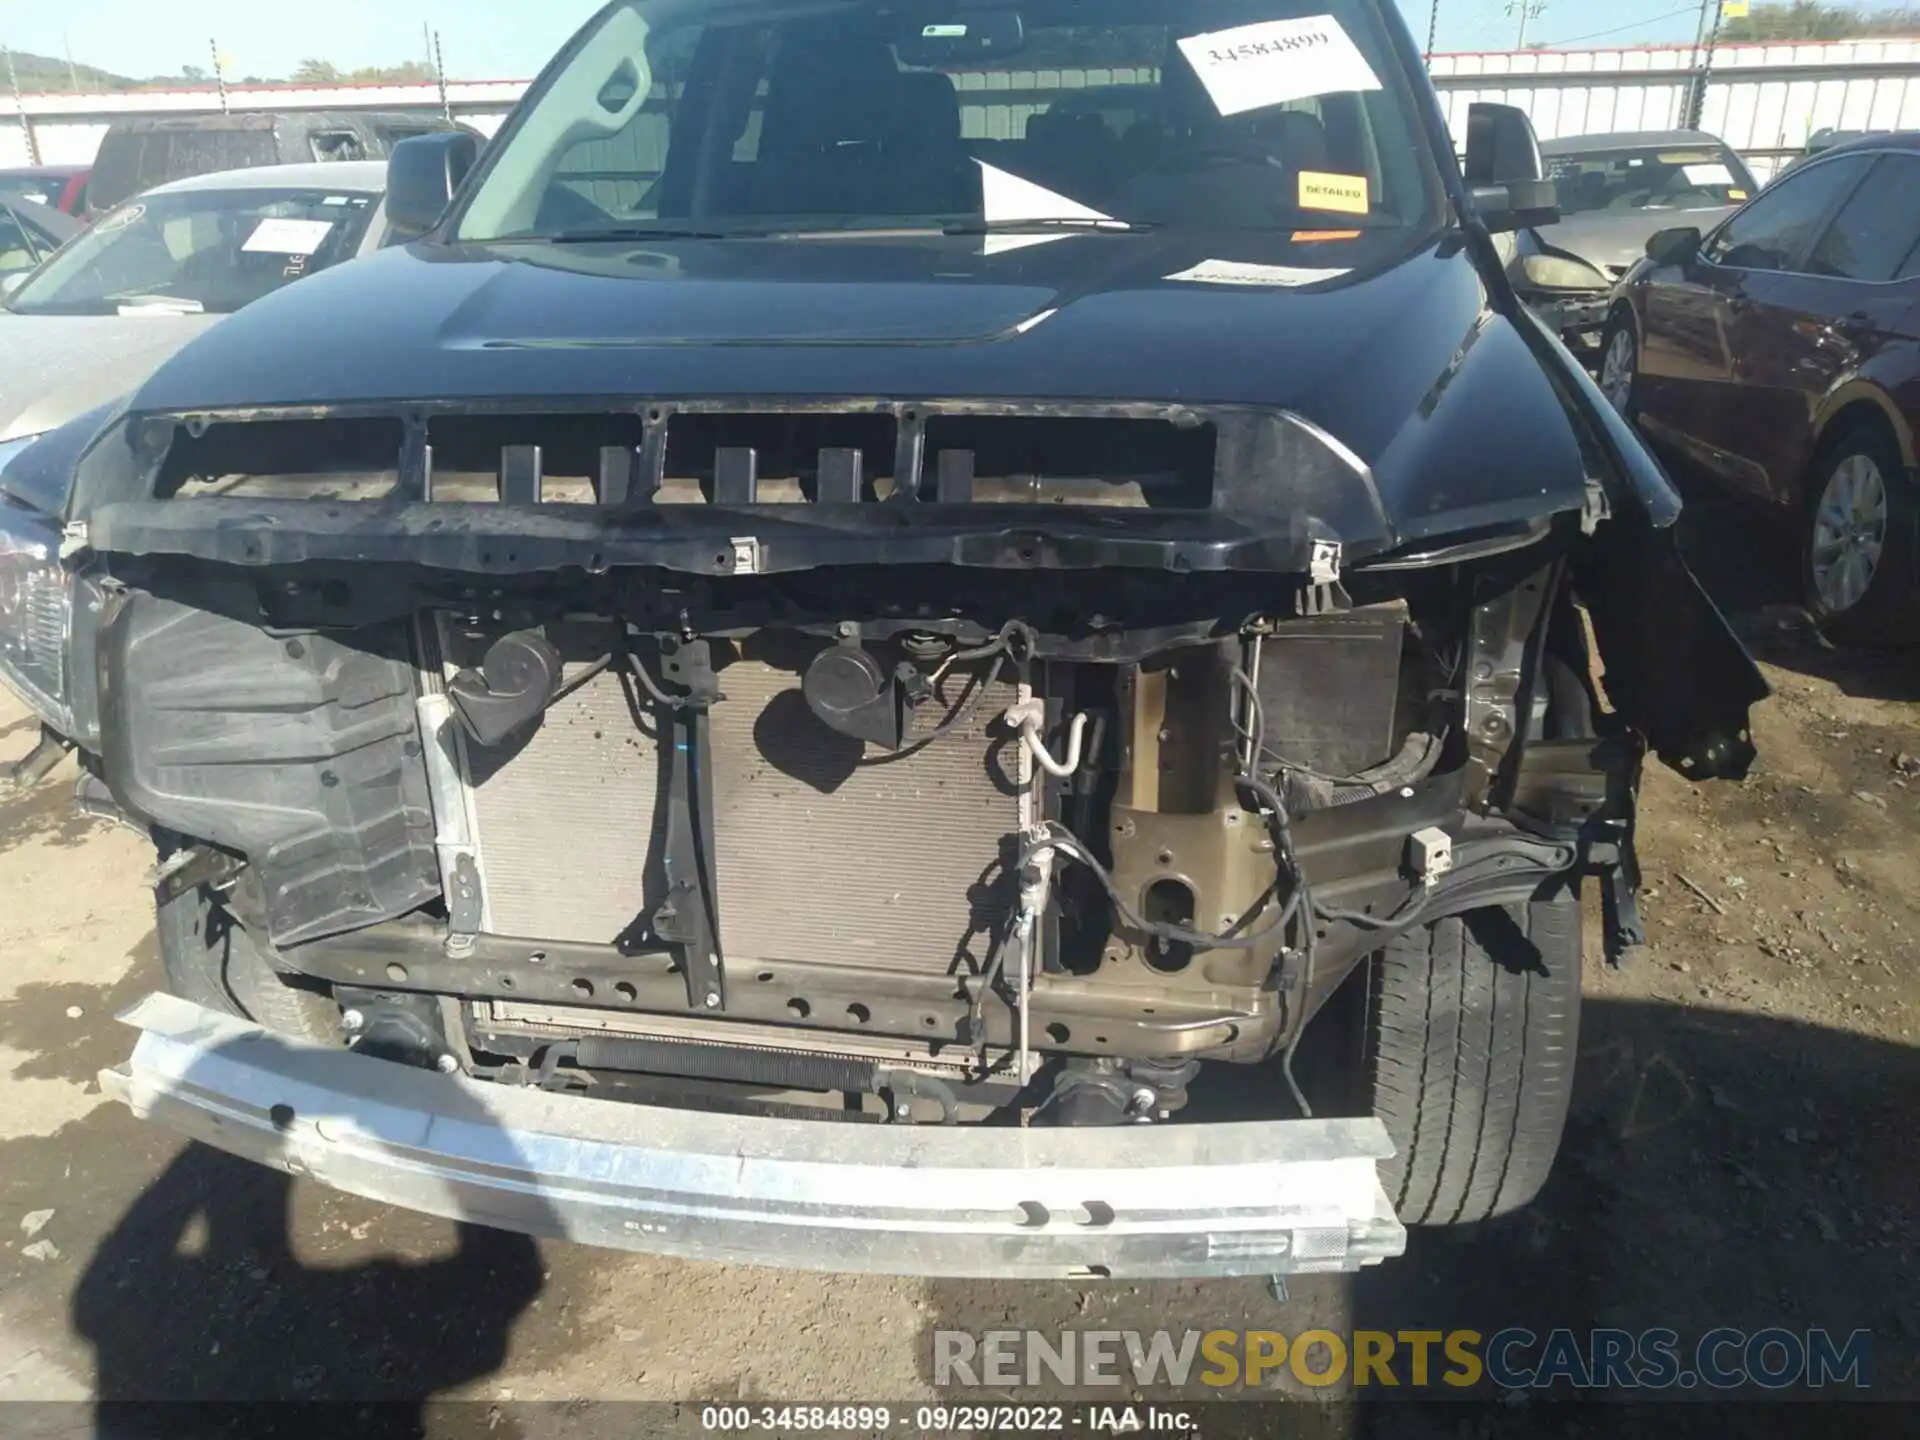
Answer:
xmin=0 ymin=311 xmax=219 ymax=443
xmin=127 ymin=228 xmax=1588 ymax=546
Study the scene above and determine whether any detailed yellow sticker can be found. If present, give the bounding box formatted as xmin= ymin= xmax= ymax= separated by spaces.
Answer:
xmin=1298 ymin=171 xmax=1370 ymax=215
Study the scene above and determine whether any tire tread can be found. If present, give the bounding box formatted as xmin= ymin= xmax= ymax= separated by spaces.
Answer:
xmin=1370 ymin=899 xmax=1581 ymax=1225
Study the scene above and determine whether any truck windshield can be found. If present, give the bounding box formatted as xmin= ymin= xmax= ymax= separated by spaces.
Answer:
xmin=5 ymin=188 xmax=378 ymax=318
xmin=457 ymin=0 xmax=1444 ymax=242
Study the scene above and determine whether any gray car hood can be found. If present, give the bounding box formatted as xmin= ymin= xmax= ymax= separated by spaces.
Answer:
xmin=0 ymin=311 xmax=219 ymax=443
xmin=1536 ymin=205 xmax=1736 ymax=274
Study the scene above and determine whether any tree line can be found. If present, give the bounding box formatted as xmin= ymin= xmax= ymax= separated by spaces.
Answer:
xmin=4 ymin=50 xmax=439 ymax=94
xmin=1719 ymin=2 xmax=1918 ymax=41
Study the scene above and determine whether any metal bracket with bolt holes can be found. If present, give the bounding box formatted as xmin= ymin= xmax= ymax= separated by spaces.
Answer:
xmin=151 ymin=846 xmax=247 ymax=908
xmin=5 ymin=728 xmax=70 ymax=789
xmin=651 ymin=639 xmax=727 ymax=1013
xmin=446 ymin=854 xmax=483 ymax=946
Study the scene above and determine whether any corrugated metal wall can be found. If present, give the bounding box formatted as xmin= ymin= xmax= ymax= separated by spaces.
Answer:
xmin=1432 ymin=39 xmax=1920 ymax=178
xmin=6 ymin=40 xmax=1918 ymax=181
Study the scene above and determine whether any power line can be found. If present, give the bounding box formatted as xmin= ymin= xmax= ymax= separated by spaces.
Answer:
xmin=1538 ymin=4 xmax=1702 ymax=47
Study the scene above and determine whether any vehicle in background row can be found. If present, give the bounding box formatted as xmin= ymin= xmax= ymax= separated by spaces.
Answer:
xmin=1778 ymin=127 xmax=1896 ymax=178
xmin=1510 ymin=130 xmax=1757 ymax=361
xmin=5 ymin=0 xmax=1764 ymax=1281
xmin=0 ymin=165 xmax=92 ymax=217
xmin=87 ymin=112 xmax=461 ymax=216
xmin=1601 ymin=132 xmax=1920 ymax=646
xmin=0 ymin=192 xmax=80 ymax=285
xmin=0 ymin=162 xmax=391 ymax=444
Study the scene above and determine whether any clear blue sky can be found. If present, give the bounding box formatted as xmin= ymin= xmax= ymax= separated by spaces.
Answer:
xmin=0 ymin=0 xmax=1834 ymax=83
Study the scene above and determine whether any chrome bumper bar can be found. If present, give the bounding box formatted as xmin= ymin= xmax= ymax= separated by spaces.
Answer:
xmin=101 ymin=993 xmax=1408 ymax=1279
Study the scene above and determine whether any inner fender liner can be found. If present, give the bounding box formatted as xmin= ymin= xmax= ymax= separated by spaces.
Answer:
xmin=98 ymin=593 xmax=439 ymax=947
xmin=1574 ymin=509 xmax=1769 ymax=780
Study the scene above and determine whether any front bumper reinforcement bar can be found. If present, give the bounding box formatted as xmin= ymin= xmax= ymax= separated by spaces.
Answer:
xmin=101 ymin=993 xmax=1408 ymax=1279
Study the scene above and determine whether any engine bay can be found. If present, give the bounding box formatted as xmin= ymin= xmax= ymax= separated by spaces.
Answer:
xmin=89 ymin=539 xmax=1645 ymax=1126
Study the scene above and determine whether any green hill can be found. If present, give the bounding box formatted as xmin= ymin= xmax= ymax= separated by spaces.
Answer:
xmin=4 ymin=49 xmax=135 ymax=94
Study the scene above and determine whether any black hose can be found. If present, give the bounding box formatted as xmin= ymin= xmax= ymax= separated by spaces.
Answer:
xmin=1020 ymin=826 xmax=1299 ymax=952
xmin=862 ymin=620 xmax=1032 ymax=767
xmin=1314 ymin=886 xmax=1435 ymax=931
xmin=907 ymin=652 xmax=1009 ymax=748
xmin=1238 ymin=773 xmax=1317 ymax=1120
xmin=617 ymin=640 xmax=695 ymax=711
xmin=550 ymin=653 xmax=615 ymax=705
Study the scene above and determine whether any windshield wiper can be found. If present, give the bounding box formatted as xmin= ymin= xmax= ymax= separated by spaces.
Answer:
xmin=944 ymin=217 xmax=1154 ymax=235
xmin=544 ymin=225 xmax=737 ymax=243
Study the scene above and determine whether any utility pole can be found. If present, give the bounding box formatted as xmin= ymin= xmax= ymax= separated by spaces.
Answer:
xmin=3 ymin=46 xmax=39 ymax=165
xmin=62 ymin=34 xmax=79 ymax=93
xmin=1684 ymin=0 xmax=1729 ymax=129
xmin=210 ymin=39 xmax=229 ymax=112
xmin=432 ymin=29 xmax=451 ymax=121
xmin=1506 ymin=0 xmax=1547 ymax=50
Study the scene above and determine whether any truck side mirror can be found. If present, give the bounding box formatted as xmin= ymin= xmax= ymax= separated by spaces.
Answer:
xmin=1464 ymin=102 xmax=1559 ymax=234
xmin=386 ymin=131 xmax=481 ymax=238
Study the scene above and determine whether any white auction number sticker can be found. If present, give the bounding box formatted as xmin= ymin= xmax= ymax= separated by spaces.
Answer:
xmin=1683 ymin=162 xmax=1736 ymax=186
xmin=1165 ymin=259 xmax=1350 ymax=288
xmin=1176 ymin=15 xmax=1383 ymax=117
xmin=242 ymin=217 xmax=337 ymax=255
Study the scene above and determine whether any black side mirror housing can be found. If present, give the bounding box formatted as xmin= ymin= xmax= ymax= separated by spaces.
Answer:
xmin=386 ymin=131 xmax=481 ymax=238
xmin=1464 ymin=102 xmax=1559 ymax=234
xmin=1646 ymin=225 xmax=1704 ymax=266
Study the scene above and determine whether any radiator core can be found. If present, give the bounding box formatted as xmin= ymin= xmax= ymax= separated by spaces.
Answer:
xmin=459 ymin=638 xmax=1022 ymax=977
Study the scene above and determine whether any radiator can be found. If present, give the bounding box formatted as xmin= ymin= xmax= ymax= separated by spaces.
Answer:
xmin=459 ymin=636 xmax=1022 ymax=977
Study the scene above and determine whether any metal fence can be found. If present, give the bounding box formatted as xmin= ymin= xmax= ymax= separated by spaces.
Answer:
xmin=1430 ymin=38 xmax=1920 ymax=180
xmin=6 ymin=39 xmax=1919 ymax=181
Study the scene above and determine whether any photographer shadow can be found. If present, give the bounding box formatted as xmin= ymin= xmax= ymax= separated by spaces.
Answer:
xmin=74 ymin=1022 xmax=549 ymax=1436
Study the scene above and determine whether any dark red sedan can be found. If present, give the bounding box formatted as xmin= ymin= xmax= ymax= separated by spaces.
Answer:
xmin=0 ymin=165 xmax=90 ymax=217
xmin=1599 ymin=131 xmax=1920 ymax=644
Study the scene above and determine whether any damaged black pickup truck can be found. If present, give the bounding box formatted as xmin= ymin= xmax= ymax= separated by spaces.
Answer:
xmin=0 ymin=0 xmax=1765 ymax=1279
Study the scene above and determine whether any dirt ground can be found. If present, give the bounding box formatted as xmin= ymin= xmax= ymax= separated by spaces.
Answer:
xmin=0 ymin=490 xmax=1914 ymax=1428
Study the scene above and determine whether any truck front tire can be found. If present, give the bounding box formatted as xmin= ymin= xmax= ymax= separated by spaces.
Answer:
xmin=1367 ymin=898 xmax=1582 ymax=1225
xmin=156 ymin=885 xmax=340 ymax=1045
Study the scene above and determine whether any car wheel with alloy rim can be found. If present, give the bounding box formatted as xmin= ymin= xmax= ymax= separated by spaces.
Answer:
xmin=1803 ymin=423 xmax=1919 ymax=647
xmin=1598 ymin=315 xmax=1638 ymax=419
